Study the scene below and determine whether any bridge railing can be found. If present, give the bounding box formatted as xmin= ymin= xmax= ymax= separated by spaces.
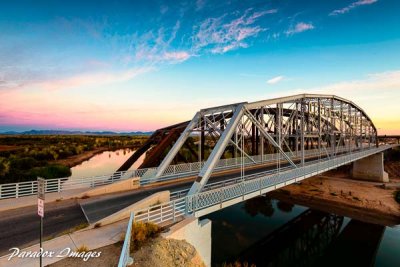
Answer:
xmin=0 ymin=144 xmax=371 ymax=199
xmin=133 ymin=145 xmax=390 ymax=224
xmin=117 ymin=212 xmax=134 ymax=267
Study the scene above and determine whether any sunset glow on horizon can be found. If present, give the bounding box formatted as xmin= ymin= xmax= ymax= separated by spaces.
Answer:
xmin=1 ymin=0 xmax=399 ymax=134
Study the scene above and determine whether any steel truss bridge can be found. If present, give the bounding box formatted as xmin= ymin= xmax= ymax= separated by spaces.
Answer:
xmin=127 ymin=94 xmax=395 ymax=224
xmin=0 ymin=94 xmax=396 ymax=224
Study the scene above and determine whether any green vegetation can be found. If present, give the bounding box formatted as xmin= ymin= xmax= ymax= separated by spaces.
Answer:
xmin=130 ymin=221 xmax=161 ymax=251
xmin=395 ymin=191 xmax=400 ymax=204
xmin=0 ymin=135 xmax=148 ymax=184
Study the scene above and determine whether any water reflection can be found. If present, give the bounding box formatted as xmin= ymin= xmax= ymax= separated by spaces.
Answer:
xmin=204 ymin=196 xmax=399 ymax=267
xmin=236 ymin=210 xmax=343 ymax=267
xmin=243 ymin=196 xmax=275 ymax=217
xmin=68 ymin=148 xmax=145 ymax=179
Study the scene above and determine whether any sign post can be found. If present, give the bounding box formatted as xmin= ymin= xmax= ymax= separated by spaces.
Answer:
xmin=37 ymin=177 xmax=45 ymax=267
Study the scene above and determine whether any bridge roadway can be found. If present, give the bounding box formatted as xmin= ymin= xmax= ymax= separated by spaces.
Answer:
xmin=0 ymin=149 xmax=349 ymax=256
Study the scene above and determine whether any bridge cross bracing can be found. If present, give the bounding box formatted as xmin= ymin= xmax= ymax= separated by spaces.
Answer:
xmin=153 ymin=94 xmax=378 ymax=196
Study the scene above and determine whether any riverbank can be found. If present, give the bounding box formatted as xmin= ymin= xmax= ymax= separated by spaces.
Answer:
xmin=55 ymin=146 xmax=138 ymax=168
xmin=269 ymin=173 xmax=400 ymax=226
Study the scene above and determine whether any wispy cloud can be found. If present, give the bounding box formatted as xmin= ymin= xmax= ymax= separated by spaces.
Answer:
xmin=267 ymin=75 xmax=285 ymax=84
xmin=329 ymin=0 xmax=378 ymax=16
xmin=193 ymin=8 xmax=277 ymax=54
xmin=285 ymin=22 xmax=314 ymax=36
xmin=0 ymin=67 xmax=153 ymax=91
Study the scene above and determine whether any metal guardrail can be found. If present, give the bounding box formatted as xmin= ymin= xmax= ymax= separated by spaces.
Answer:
xmin=118 ymin=212 xmax=134 ymax=267
xmin=0 ymin=144 xmax=376 ymax=199
xmin=133 ymin=145 xmax=390 ymax=225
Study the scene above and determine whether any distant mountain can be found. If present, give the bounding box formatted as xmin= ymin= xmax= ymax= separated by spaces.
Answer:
xmin=0 ymin=129 xmax=153 ymax=136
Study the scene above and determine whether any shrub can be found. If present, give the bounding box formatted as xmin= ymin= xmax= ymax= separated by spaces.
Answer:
xmin=76 ymin=245 xmax=89 ymax=253
xmin=31 ymin=164 xmax=71 ymax=179
xmin=130 ymin=222 xmax=160 ymax=251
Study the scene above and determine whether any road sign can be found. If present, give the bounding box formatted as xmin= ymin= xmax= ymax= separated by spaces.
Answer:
xmin=37 ymin=177 xmax=45 ymax=267
xmin=37 ymin=198 xmax=44 ymax=217
xmin=37 ymin=177 xmax=45 ymax=200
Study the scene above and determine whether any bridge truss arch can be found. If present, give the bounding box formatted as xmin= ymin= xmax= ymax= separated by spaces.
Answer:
xmin=153 ymin=94 xmax=378 ymax=195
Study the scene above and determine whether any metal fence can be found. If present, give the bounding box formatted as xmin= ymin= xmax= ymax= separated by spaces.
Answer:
xmin=133 ymin=145 xmax=390 ymax=225
xmin=0 ymin=144 xmax=381 ymax=199
xmin=118 ymin=212 xmax=135 ymax=267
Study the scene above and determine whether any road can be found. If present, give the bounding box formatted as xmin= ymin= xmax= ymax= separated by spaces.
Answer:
xmin=0 ymin=199 xmax=86 ymax=256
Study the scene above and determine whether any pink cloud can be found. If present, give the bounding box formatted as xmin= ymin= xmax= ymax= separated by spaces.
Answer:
xmin=161 ymin=51 xmax=191 ymax=63
xmin=329 ymin=0 xmax=378 ymax=16
xmin=285 ymin=22 xmax=314 ymax=36
xmin=194 ymin=8 xmax=275 ymax=54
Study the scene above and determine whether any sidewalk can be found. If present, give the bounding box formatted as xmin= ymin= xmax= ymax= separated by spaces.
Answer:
xmin=0 ymin=188 xmax=87 ymax=212
xmin=0 ymin=218 xmax=128 ymax=267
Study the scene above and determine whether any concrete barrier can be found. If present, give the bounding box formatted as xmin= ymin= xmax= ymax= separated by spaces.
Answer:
xmin=162 ymin=217 xmax=212 ymax=267
xmin=94 ymin=190 xmax=170 ymax=227
xmin=78 ymin=177 xmax=140 ymax=198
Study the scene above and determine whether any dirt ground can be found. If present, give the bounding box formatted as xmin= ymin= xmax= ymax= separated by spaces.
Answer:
xmin=54 ymin=147 xmax=110 ymax=167
xmin=47 ymin=243 xmax=122 ymax=267
xmin=269 ymin=161 xmax=400 ymax=226
xmin=132 ymin=237 xmax=205 ymax=267
xmin=48 ymin=237 xmax=205 ymax=267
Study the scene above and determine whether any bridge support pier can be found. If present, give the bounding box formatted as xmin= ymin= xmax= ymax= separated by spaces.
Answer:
xmin=163 ymin=217 xmax=212 ymax=267
xmin=351 ymin=152 xmax=389 ymax=182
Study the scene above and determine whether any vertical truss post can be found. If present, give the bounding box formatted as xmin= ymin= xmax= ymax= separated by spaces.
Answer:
xmin=201 ymin=114 xmax=205 ymax=161
xmin=188 ymin=104 xmax=245 ymax=195
xmin=300 ymin=99 xmax=305 ymax=167
xmin=318 ymin=98 xmax=322 ymax=159
xmin=330 ymin=98 xmax=335 ymax=157
xmin=295 ymin=102 xmax=299 ymax=156
xmin=260 ymin=107 xmax=264 ymax=162
xmin=349 ymin=105 xmax=352 ymax=153
xmin=155 ymin=112 xmax=200 ymax=178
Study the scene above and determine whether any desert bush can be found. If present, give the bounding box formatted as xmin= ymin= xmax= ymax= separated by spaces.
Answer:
xmin=130 ymin=221 xmax=161 ymax=251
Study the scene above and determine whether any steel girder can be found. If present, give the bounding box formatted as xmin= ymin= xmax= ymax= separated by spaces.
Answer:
xmin=150 ymin=94 xmax=378 ymax=195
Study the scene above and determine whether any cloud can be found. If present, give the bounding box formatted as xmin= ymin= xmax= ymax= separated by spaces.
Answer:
xmin=161 ymin=51 xmax=191 ymax=63
xmin=329 ymin=0 xmax=378 ymax=16
xmin=267 ymin=75 xmax=285 ymax=84
xmin=193 ymin=8 xmax=277 ymax=54
xmin=285 ymin=22 xmax=314 ymax=35
xmin=0 ymin=67 xmax=153 ymax=91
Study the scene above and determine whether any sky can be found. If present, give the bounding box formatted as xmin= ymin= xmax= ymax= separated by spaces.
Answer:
xmin=0 ymin=0 xmax=399 ymax=134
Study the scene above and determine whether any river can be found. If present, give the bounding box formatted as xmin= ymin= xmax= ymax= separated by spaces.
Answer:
xmin=67 ymin=149 xmax=400 ymax=266
xmin=68 ymin=148 xmax=145 ymax=179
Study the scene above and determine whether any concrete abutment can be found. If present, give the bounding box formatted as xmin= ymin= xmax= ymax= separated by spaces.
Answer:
xmin=351 ymin=152 xmax=389 ymax=182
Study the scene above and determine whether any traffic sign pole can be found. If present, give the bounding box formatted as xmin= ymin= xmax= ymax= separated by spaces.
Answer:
xmin=37 ymin=177 xmax=45 ymax=267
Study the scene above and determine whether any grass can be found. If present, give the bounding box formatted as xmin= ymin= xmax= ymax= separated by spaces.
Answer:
xmin=395 ymin=190 xmax=400 ymax=204
xmin=130 ymin=221 xmax=161 ymax=251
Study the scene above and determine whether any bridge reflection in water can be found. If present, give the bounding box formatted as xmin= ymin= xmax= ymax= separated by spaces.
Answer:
xmin=231 ymin=204 xmax=385 ymax=267
xmin=234 ymin=209 xmax=343 ymax=267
